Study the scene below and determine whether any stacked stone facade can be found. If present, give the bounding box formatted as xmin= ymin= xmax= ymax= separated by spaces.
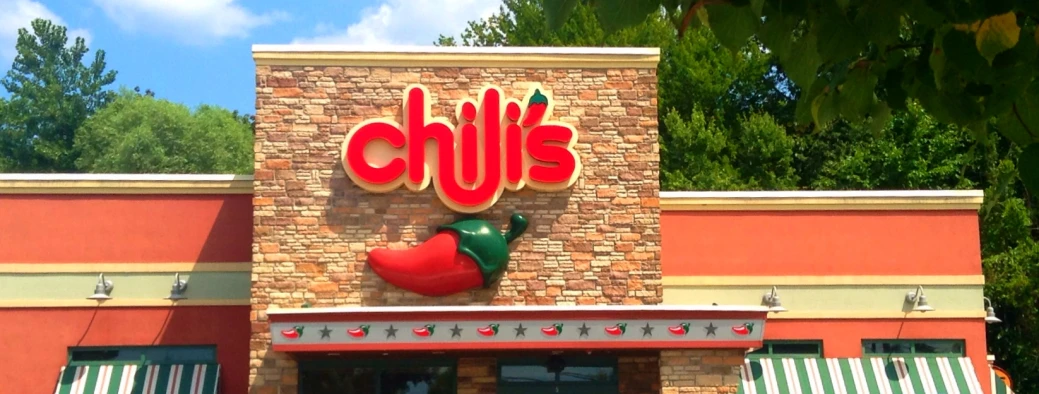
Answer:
xmin=660 ymin=350 xmax=744 ymax=394
xmin=251 ymin=62 xmax=662 ymax=393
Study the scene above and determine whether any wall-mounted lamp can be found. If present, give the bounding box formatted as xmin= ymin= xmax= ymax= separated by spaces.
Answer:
xmin=762 ymin=286 xmax=787 ymax=312
xmin=166 ymin=273 xmax=188 ymax=300
xmin=984 ymin=297 xmax=1001 ymax=324
xmin=88 ymin=273 xmax=114 ymax=300
xmin=905 ymin=285 xmax=934 ymax=312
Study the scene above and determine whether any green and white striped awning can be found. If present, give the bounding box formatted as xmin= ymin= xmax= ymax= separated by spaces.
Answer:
xmin=991 ymin=367 xmax=1014 ymax=394
xmin=739 ymin=357 xmax=985 ymax=394
xmin=54 ymin=364 xmax=220 ymax=394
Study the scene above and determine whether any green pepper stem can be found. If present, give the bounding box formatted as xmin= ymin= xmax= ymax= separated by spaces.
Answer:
xmin=503 ymin=213 xmax=529 ymax=244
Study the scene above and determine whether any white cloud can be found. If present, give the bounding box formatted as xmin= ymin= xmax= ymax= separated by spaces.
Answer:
xmin=0 ymin=0 xmax=91 ymax=62
xmin=92 ymin=0 xmax=287 ymax=46
xmin=293 ymin=0 xmax=502 ymax=46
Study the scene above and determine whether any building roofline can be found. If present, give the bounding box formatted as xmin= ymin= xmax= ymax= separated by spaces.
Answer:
xmin=0 ymin=174 xmax=254 ymax=195
xmin=252 ymin=45 xmax=660 ymax=68
xmin=659 ymin=190 xmax=984 ymax=211
xmin=0 ymin=174 xmax=986 ymax=210
xmin=266 ymin=304 xmax=770 ymax=315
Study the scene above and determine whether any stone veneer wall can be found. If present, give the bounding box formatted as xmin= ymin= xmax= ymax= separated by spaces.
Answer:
xmin=660 ymin=350 xmax=745 ymax=394
xmin=251 ymin=58 xmax=661 ymax=393
xmin=620 ymin=355 xmax=662 ymax=394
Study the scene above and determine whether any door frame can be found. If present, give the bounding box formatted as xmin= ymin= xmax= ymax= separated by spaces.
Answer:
xmin=496 ymin=355 xmax=619 ymax=394
xmin=297 ymin=356 xmax=457 ymax=394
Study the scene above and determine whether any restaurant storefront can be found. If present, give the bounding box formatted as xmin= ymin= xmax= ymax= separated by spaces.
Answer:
xmin=0 ymin=45 xmax=1016 ymax=394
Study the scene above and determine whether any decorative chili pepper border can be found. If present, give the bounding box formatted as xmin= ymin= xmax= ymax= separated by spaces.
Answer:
xmin=270 ymin=319 xmax=765 ymax=348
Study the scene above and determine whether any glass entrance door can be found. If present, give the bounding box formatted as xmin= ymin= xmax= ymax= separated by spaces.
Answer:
xmin=298 ymin=358 xmax=455 ymax=394
xmin=497 ymin=355 xmax=619 ymax=394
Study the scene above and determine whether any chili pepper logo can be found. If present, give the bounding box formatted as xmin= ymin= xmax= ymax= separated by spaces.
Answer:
xmin=476 ymin=324 xmax=500 ymax=337
xmin=346 ymin=325 xmax=370 ymax=338
xmin=541 ymin=323 xmax=564 ymax=337
xmin=521 ymin=89 xmax=549 ymax=127
xmin=367 ymin=213 xmax=528 ymax=297
xmin=731 ymin=323 xmax=755 ymax=336
xmin=667 ymin=323 xmax=691 ymax=336
xmin=280 ymin=326 xmax=304 ymax=339
xmin=604 ymin=323 xmax=627 ymax=336
xmin=412 ymin=324 xmax=436 ymax=338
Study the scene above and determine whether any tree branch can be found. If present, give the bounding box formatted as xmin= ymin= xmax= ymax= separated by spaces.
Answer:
xmin=677 ymin=0 xmax=729 ymax=38
xmin=884 ymin=43 xmax=925 ymax=53
xmin=1013 ymin=103 xmax=1037 ymax=138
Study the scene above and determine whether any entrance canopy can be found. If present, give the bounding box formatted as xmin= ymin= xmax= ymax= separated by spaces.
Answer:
xmin=739 ymin=357 xmax=985 ymax=394
xmin=267 ymin=305 xmax=767 ymax=352
xmin=54 ymin=364 xmax=220 ymax=394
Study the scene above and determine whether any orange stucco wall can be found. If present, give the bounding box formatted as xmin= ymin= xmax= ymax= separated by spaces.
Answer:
xmin=661 ymin=210 xmax=983 ymax=276
xmin=0 ymin=306 xmax=250 ymax=394
xmin=766 ymin=319 xmax=991 ymax=391
xmin=0 ymin=194 xmax=252 ymax=263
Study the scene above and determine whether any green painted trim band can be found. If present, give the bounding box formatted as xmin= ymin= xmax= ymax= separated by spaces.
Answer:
xmin=0 ymin=272 xmax=249 ymax=300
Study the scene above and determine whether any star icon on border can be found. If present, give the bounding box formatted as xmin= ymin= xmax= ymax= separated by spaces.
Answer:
xmin=385 ymin=325 xmax=398 ymax=339
xmin=704 ymin=323 xmax=718 ymax=337
xmin=450 ymin=324 xmax=463 ymax=338
xmin=641 ymin=323 xmax=654 ymax=337
xmin=319 ymin=325 xmax=332 ymax=340
xmin=578 ymin=323 xmax=591 ymax=337
xmin=514 ymin=323 xmax=527 ymax=338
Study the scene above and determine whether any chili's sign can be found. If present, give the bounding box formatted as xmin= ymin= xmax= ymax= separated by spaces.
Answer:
xmin=341 ymin=84 xmax=581 ymax=213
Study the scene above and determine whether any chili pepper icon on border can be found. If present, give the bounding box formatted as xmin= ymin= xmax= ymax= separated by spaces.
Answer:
xmin=367 ymin=213 xmax=528 ymax=297
xmin=604 ymin=323 xmax=627 ymax=336
xmin=541 ymin=323 xmax=564 ymax=337
xmin=412 ymin=324 xmax=436 ymax=338
xmin=347 ymin=325 xmax=370 ymax=338
xmin=280 ymin=326 xmax=304 ymax=339
xmin=668 ymin=323 xmax=690 ymax=336
xmin=732 ymin=323 xmax=754 ymax=336
xmin=476 ymin=324 xmax=499 ymax=337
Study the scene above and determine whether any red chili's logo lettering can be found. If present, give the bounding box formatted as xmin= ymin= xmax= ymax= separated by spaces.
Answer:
xmin=342 ymin=84 xmax=581 ymax=213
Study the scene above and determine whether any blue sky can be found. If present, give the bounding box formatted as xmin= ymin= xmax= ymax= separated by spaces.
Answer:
xmin=0 ymin=0 xmax=504 ymax=115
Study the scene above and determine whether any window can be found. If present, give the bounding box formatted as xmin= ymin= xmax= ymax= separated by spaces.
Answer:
xmin=68 ymin=345 xmax=217 ymax=365
xmin=862 ymin=340 xmax=965 ymax=356
xmin=748 ymin=341 xmax=823 ymax=358
xmin=299 ymin=358 xmax=455 ymax=394
xmin=497 ymin=355 xmax=618 ymax=394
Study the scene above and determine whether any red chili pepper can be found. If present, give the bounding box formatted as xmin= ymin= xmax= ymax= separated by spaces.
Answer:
xmin=347 ymin=325 xmax=370 ymax=338
xmin=732 ymin=323 xmax=754 ymax=336
xmin=367 ymin=214 xmax=528 ymax=297
xmin=412 ymin=324 xmax=436 ymax=337
xmin=541 ymin=323 xmax=563 ymax=336
xmin=604 ymin=323 xmax=627 ymax=336
xmin=521 ymin=89 xmax=549 ymax=127
xmin=476 ymin=324 xmax=499 ymax=337
xmin=668 ymin=323 xmax=690 ymax=336
xmin=280 ymin=326 xmax=304 ymax=339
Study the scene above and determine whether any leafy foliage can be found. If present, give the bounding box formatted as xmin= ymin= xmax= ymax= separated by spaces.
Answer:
xmin=0 ymin=19 xmax=116 ymax=172
xmin=0 ymin=18 xmax=255 ymax=175
xmin=73 ymin=89 xmax=253 ymax=174
xmin=544 ymin=0 xmax=1039 ymax=196
xmin=443 ymin=1 xmax=1039 ymax=390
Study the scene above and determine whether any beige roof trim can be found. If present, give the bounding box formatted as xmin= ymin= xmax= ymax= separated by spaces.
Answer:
xmin=0 ymin=174 xmax=254 ymax=195
xmin=252 ymin=45 xmax=661 ymax=68
xmin=660 ymin=190 xmax=984 ymax=211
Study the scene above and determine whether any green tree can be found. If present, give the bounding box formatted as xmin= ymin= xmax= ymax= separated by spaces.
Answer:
xmin=0 ymin=18 xmax=116 ymax=172
xmin=545 ymin=0 xmax=1039 ymax=195
xmin=439 ymin=0 xmax=799 ymax=191
xmin=445 ymin=2 xmax=1039 ymax=390
xmin=74 ymin=89 xmax=253 ymax=174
